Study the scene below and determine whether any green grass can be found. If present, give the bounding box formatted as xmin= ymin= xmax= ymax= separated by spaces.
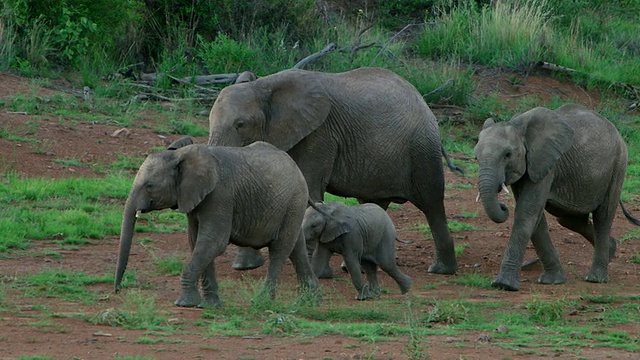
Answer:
xmin=0 ymin=172 xmax=187 ymax=252
xmin=14 ymin=270 xmax=112 ymax=304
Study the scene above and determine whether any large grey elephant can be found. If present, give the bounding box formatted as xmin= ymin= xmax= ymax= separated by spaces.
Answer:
xmin=208 ymin=66 xmax=458 ymax=277
xmin=474 ymin=104 xmax=640 ymax=291
xmin=114 ymin=140 xmax=318 ymax=307
xmin=303 ymin=202 xmax=411 ymax=300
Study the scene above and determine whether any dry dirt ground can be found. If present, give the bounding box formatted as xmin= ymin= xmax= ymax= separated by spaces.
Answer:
xmin=0 ymin=71 xmax=639 ymax=359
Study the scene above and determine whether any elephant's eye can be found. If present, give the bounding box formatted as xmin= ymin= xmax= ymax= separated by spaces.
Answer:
xmin=504 ymin=151 xmax=512 ymax=159
xmin=235 ymin=120 xmax=245 ymax=129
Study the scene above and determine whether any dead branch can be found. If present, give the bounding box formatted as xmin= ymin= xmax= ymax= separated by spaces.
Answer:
xmin=140 ymin=73 xmax=239 ymax=85
xmin=166 ymin=75 xmax=219 ymax=94
xmin=293 ymin=43 xmax=336 ymax=69
xmin=371 ymin=22 xmax=432 ymax=64
xmin=135 ymin=92 xmax=216 ymax=102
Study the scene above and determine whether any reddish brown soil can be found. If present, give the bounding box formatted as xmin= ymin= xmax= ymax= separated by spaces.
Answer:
xmin=0 ymin=71 xmax=638 ymax=359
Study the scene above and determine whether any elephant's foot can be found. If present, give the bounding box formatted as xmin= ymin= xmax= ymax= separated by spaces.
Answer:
xmin=232 ymin=250 xmax=265 ymax=270
xmin=427 ymin=259 xmax=458 ymax=275
xmin=538 ymin=269 xmax=567 ymax=285
xmin=491 ymin=272 xmax=520 ymax=291
xmin=397 ymin=275 xmax=412 ymax=294
xmin=355 ymin=284 xmax=374 ymax=301
xmin=175 ymin=289 xmax=202 ymax=307
xmin=201 ymin=293 xmax=222 ymax=308
xmin=316 ymin=264 xmax=333 ymax=279
xmin=585 ymin=266 xmax=609 ymax=283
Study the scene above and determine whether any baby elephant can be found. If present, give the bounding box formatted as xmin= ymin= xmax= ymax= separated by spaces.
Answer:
xmin=303 ymin=202 xmax=411 ymax=300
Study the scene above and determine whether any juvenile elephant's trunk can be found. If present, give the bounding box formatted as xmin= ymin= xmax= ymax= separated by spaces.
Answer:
xmin=478 ymin=170 xmax=509 ymax=223
xmin=114 ymin=189 xmax=139 ymax=291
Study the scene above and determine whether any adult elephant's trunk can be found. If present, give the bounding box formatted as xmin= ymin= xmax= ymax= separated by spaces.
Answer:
xmin=478 ymin=170 xmax=509 ymax=223
xmin=208 ymin=126 xmax=242 ymax=146
xmin=115 ymin=189 xmax=139 ymax=291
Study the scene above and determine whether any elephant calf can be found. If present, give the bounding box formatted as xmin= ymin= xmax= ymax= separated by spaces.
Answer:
xmin=114 ymin=139 xmax=318 ymax=307
xmin=303 ymin=202 xmax=411 ymax=300
xmin=474 ymin=104 xmax=640 ymax=291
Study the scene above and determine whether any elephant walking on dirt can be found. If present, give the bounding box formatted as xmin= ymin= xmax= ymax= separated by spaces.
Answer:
xmin=207 ymin=67 xmax=458 ymax=277
xmin=114 ymin=140 xmax=318 ymax=307
xmin=303 ymin=202 xmax=411 ymax=300
xmin=474 ymin=104 xmax=640 ymax=291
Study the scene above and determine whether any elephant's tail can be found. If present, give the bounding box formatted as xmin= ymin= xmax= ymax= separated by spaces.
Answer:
xmin=620 ymin=200 xmax=640 ymax=226
xmin=441 ymin=144 xmax=465 ymax=176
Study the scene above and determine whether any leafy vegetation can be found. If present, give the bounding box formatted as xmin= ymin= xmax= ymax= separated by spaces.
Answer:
xmin=0 ymin=0 xmax=639 ymax=358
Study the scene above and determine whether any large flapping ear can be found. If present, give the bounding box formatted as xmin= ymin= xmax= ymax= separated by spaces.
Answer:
xmin=482 ymin=118 xmax=495 ymax=130
xmin=167 ymin=136 xmax=194 ymax=150
xmin=175 ymin=145 xmax=219 ymax=213
xmin=259 ymin=69 xmax=331 ymax=151
xmin=235 ymin=71 xmax=257 ymax=84
xmin=512 ymin=107 xmax=575 ymax=183
xmin=319 ymin=204 xmax=356 ymax=244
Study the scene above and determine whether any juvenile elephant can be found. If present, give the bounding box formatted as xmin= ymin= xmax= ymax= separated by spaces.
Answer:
xmin=208 ymin=67 xmax=458 ymax=277
xmin=114 ymin=140 xmax=318 ymax=307
xmin=303 ymin=202 xmax=411 ymax=300
xmin=474 ymin=104 xmax=640 ymax=291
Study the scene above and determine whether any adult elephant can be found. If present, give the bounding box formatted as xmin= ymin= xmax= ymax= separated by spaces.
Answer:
xmin=114 ymin=140 xmax=318 ymax=307
xmin=208 ymin=67 xmax=458 ymax=277
xmin=474 ymin=104 xmax=640 ymax=291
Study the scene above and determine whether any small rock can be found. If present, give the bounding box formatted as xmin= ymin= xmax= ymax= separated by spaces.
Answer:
xmin=444 ymin=337 xmax=463 ymax=343
xmin=93 ymin=331 xmax=113 ymax=337
xmin=570 ymin=331 xmax=585 ymax=339
xmin=495 ymin=324 xmax=509 ymax=333
xmin=477 ymin=334 xmax=492 ymax=342
xmin=111 ymin=128 xmax=131 ymax=138
xmin=167 ymin=318 xmax=180 ymax=324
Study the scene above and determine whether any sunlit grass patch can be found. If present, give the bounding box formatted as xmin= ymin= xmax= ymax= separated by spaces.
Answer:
xmin=15 ymin=270 xmax=111 ymax=304
xmin=449 ymin=273 xmax=493 ymax=289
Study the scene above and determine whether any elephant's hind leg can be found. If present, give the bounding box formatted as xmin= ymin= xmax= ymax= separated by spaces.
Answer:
xmin=557 ymin=214 xmax=616 ymax=261
xmin=232 ymin=247 xmax=265 ymax=270
xmin=415 ymin=199 xmax=457 ymax=275
xmin=289 ymin=232 xmax=319 ymax=293
xmin=585 ymin=206 xmax=616 ymax=283
xmin=378 ymin=260 xmax=411 ymax=294
xmin=530 ymin=215 xmax=566 ymax=285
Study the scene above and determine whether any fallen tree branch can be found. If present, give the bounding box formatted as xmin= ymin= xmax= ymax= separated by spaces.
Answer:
xmin=135 ymin=92 xmax=216 ymax=102
xmin=140 ymin=73 xmax=239 ymax=85
xmin=167 ymin=75 xmax=220 ymax=94
xmin=537 ymin=61 xmax=640 ymax=100
xmin=293 ymin=43 xmax=336 ymax=69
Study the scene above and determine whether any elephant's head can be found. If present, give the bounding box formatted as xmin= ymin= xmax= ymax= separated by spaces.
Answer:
xmin=208 ymin=69 xmax=331 ymax=150
xmin=114 ymin=144 xmax=218 ymax=291
xmin=473 ymin=107 xmax=574 ymax=223
xmin=303 ymin=202 xmax=354 ymax=245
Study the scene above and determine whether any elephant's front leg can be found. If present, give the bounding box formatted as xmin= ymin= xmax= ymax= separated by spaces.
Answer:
xmin=493 ymin=181 xmax=550 ymax=291
xmin=176 ymin=232 xmax=228 ymax=307
xmin=199 ymin=264 xmax=221 ymax=307
xmin=530 ymin=214 xmax=566 ymax=285
xmin=343 ymin=252 xmax=371 ymax=300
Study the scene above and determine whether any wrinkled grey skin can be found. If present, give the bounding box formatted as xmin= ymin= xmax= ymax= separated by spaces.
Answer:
xmin=474 ymin=104 xmax=640 ymax=291
xmin=208 ymin=67 xmax=457 ymax=278
xmin=303 ymin=202 xmax=411 ymax=300
xmin=114 ymin=140 xmax=318 ymax=307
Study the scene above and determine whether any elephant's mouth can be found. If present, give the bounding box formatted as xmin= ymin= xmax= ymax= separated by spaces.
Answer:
xmin=475 ymin=183 xmax=510 ymax=202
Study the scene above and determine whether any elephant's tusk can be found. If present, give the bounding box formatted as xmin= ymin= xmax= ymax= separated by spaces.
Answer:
xmin=475 ymin=192 xmax=480 ymax=202
xmin=501 ymin=183 xmax=510 ymax=195
xmin=135 ymin=210 xmax=142 ymax=218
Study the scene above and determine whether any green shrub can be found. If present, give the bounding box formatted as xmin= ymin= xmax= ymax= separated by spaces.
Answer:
xmin=198 ymin=34 xmax=258 ymax=74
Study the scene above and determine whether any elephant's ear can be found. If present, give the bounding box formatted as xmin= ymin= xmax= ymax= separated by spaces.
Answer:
xmin=167 ymin=136 xmax=194 ymax=150
xmin=515 ymin=107 xmax=575 ymax=183
xmin=261 ymin=70 xmax=331 ymax=151
xmin=175 ymin=146 xmax=218 ymax=213
xmin=319 ymin=216 xmax=354 ymax=244
xmin=482 ymin=118 xmax=495 ymax=130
